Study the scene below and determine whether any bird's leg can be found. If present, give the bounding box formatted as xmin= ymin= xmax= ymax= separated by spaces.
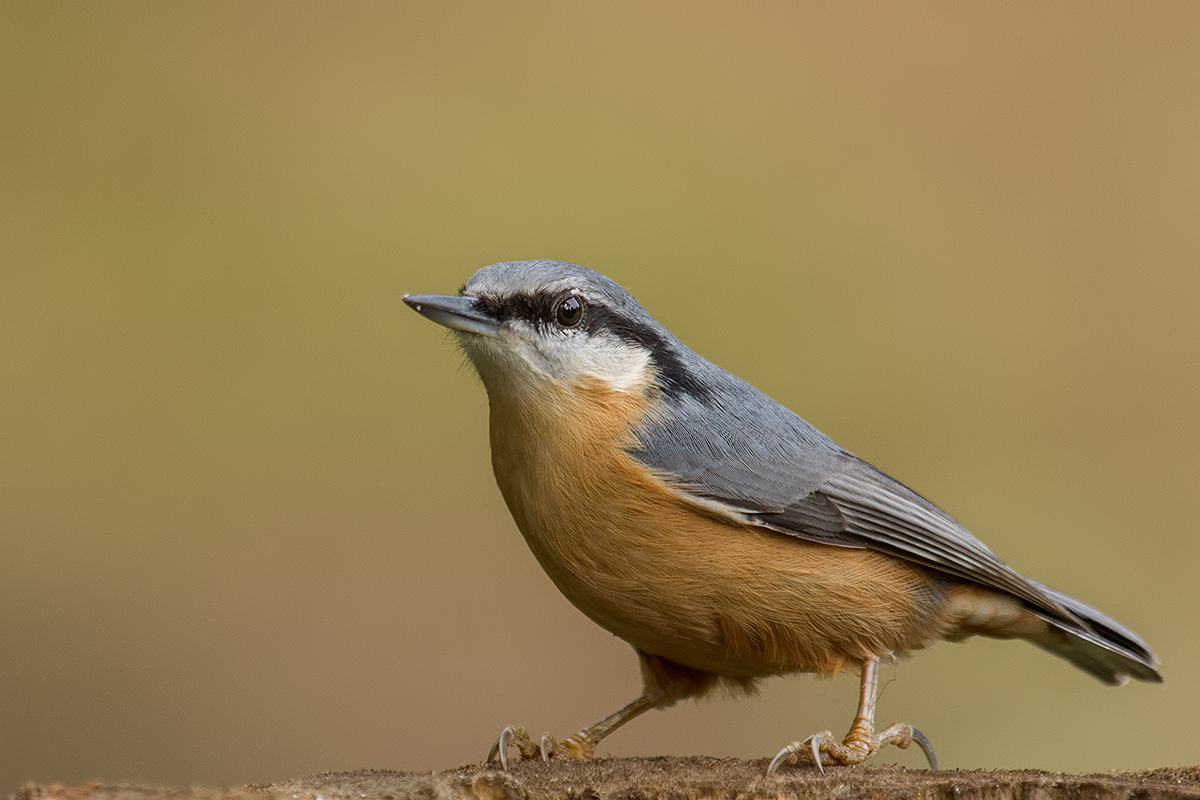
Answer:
xmin=767 ymin=658 xmax=938 ymax=776
xmin=486 ymin=693 xmax=656 ymax=770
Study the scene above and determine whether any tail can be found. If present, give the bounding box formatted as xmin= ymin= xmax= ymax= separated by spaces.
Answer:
xmin=1027 ymin=581 xmax=1162 ymax=686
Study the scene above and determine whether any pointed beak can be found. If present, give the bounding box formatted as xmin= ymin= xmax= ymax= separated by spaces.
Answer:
xmin=403 ymin=293 xmax=501 ymax=337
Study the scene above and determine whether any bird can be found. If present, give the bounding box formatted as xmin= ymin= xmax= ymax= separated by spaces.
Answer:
xmin=403 ymin=260 xmax=1162 ymax=774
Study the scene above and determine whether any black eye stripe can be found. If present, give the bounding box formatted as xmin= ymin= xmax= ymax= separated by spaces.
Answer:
xmin=470 ymin=292 xmax=549 ymax=325
xmin=471 ymin=289 xmax=576 ymax=329
xmin=468 ymin=288 xmax=710 ymax=402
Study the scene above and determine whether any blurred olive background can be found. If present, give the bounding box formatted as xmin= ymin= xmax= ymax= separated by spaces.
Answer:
xmin=3 ymin=1 xmax=1198 ymax=792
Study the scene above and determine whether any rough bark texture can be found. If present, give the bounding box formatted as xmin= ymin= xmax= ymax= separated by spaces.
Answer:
xmin=14 ymin=759 xmax=1200 ymax=800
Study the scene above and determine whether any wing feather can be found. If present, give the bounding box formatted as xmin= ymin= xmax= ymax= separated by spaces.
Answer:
xmin=626 ymin=334 xmax=1158 ymax=680
xmin=745 ymin=457 xmax=1080 ymax=630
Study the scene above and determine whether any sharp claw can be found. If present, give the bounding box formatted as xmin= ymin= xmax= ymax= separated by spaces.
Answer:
xmin=486 ymin=726 xmax=513 ymax=771
xmin=807 ymin=734 xmax=825 ymax=775
xmin=909 ymin=726 xmax=939 ymax=771
xmin=539 ymin=733 xmax=554 ymax=761
xmin=766 ymin=743 xmax=793 ymax=778
xmin=499 ymin=726 xmax=513 ymax=771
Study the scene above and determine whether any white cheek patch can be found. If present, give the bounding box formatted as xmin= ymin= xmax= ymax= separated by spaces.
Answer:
xmin=469 ymin=320 xmax=653 ymax=394
xmin=574 ymin=337 xmax=652 ymax=392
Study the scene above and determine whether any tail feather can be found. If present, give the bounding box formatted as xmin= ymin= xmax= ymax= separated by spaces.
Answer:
xmin=1027 ymin=581 xmax=1162 ymax=686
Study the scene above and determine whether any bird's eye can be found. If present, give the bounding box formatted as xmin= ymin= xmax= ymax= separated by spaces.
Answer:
xmin=555 ymin=295 xmax=584 ymax=328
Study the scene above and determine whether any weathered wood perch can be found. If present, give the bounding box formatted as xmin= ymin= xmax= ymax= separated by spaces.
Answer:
xmin=14 ymin=758 xmax=1200 ymax=800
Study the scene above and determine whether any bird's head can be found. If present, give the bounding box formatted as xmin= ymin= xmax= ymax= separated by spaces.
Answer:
xmin=405 ymin=260 xmax=705 ymax=403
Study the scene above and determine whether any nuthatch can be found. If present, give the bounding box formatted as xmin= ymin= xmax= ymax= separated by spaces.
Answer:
xmin=404 ymin=260 xmax=1162 ymax=774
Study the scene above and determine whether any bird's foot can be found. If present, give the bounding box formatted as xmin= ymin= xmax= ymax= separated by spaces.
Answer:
xmin=485 ymin=725 xmax=596 ymax=770
xmin=766 ymin=718 xmax=938 ymax=776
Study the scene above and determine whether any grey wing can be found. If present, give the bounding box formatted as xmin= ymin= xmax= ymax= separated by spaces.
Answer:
xmin=629 ymin=362 xmax=1080 ymax=632
xmin=755 ymin=456 xmax=1081 ymax=630
xmin=767 ymin=463 xmax=1161 ymax=682
xmin=631 ymin=355 xmax=1160 ymax=681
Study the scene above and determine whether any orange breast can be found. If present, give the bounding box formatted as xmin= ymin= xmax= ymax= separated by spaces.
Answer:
xmin=487 ymin=373 xmax=951 ymax=678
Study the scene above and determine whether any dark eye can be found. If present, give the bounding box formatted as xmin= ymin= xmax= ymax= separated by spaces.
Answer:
xmin=555 ymin=295 xmax=584 ymax=328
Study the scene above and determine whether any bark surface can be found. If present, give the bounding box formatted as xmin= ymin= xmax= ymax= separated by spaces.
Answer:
xmin=14 ymin=759 xmax=1200 ymax=800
